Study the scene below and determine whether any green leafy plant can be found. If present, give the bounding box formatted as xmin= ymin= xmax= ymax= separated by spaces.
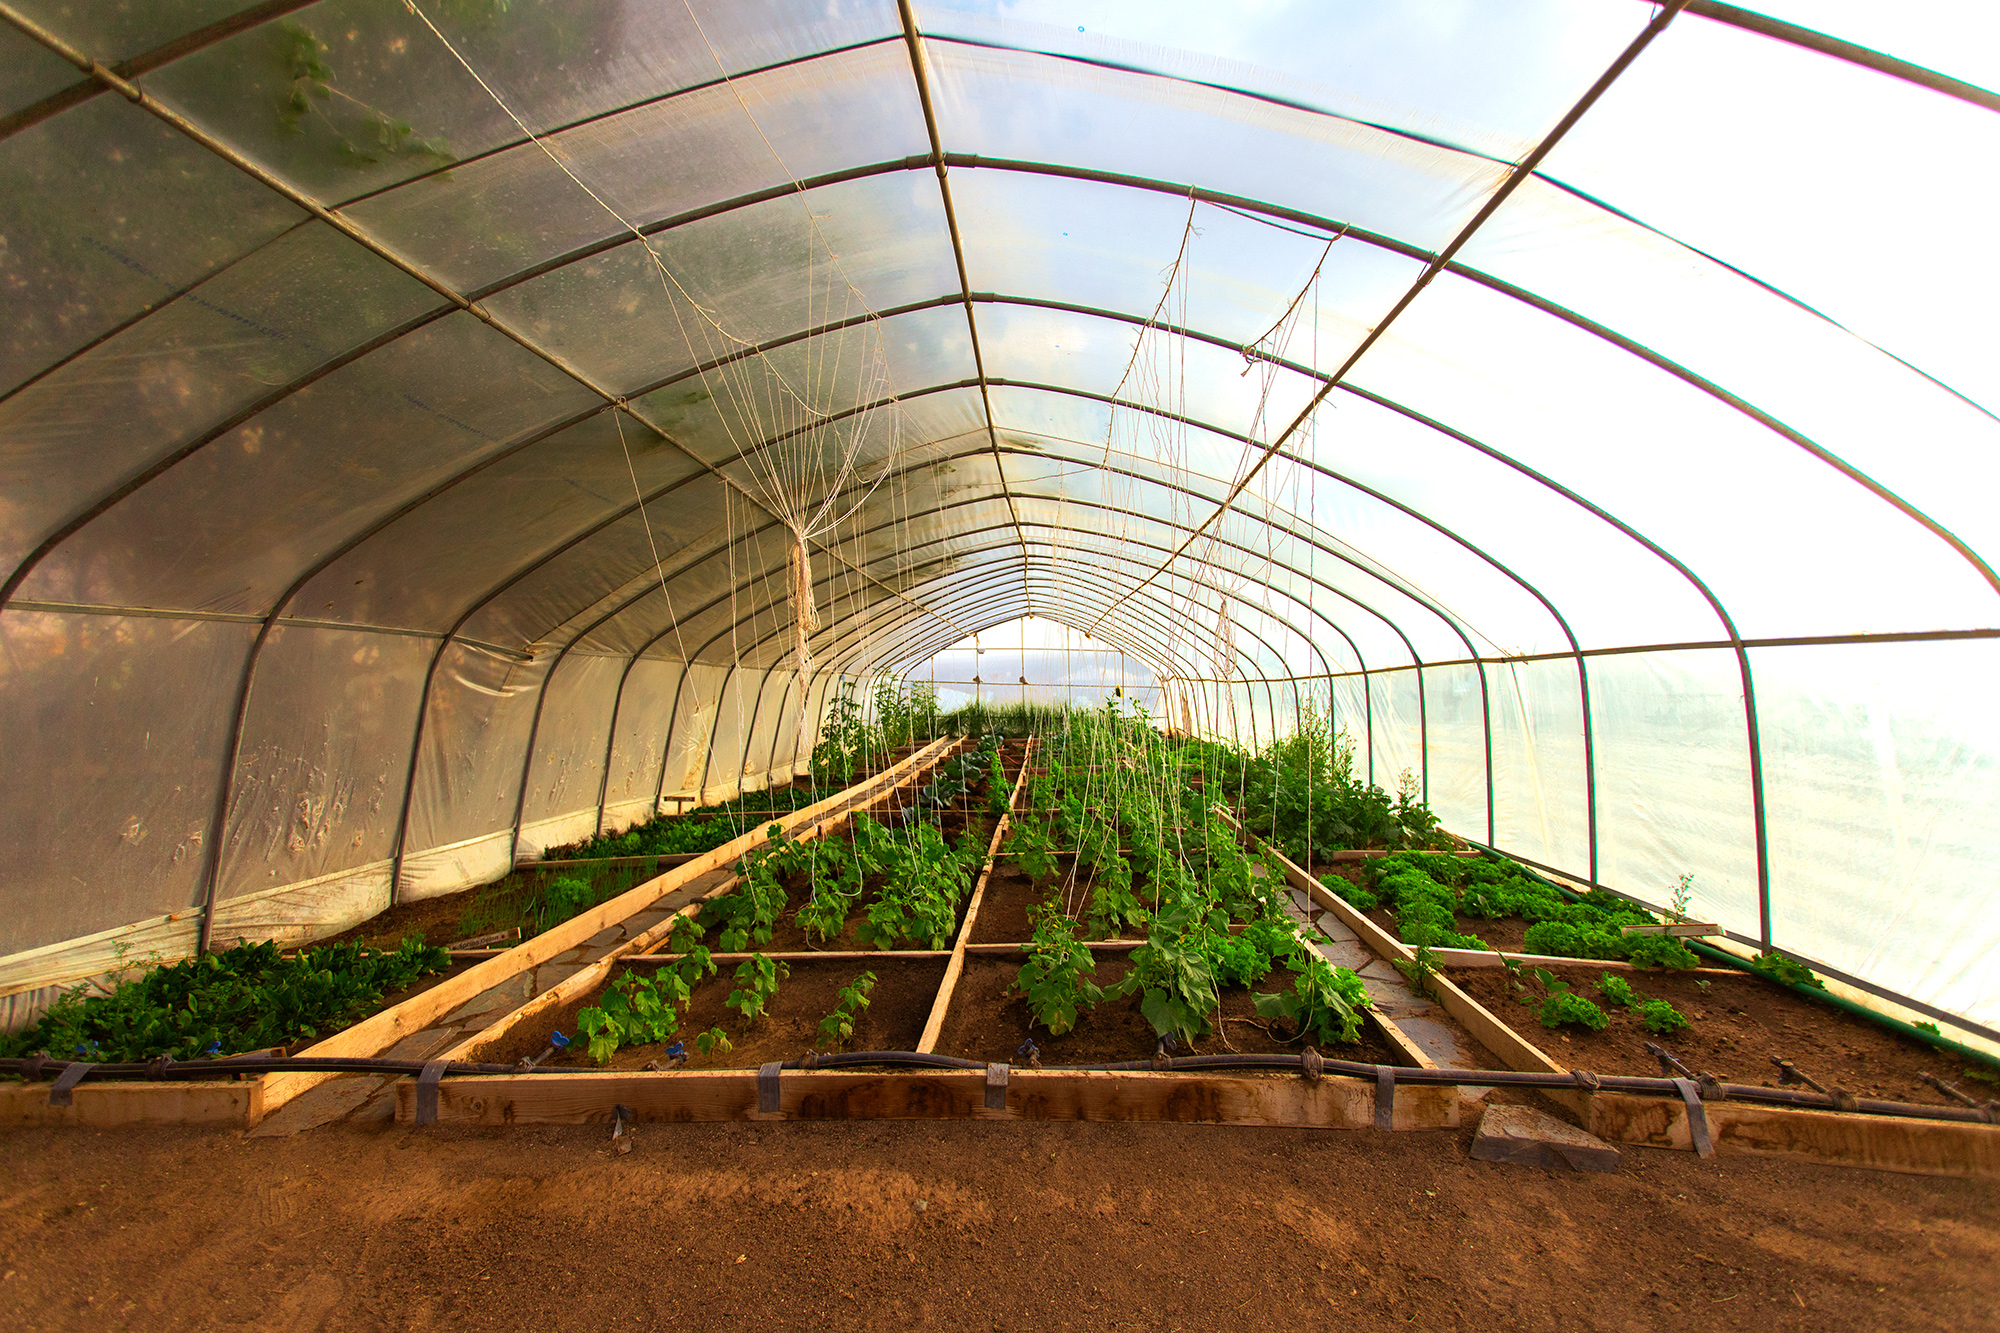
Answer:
xmin=1391 ymin=944 xmax=1443 ymax=999
xmin=726 ymin=954 xmax=789 ymax=1023
xmin=0 ymin=937 xmax=448 ymax=1063
xmin=1749 ymin=951 xmax=1824 ymax=989
xmin=578 ymin=969 xmax=682 ymax=1065
xmin=1254 ymin=940 xmax=1371 ymax=1046
xmin=1539 ymin=993 xmax=1610 ymax=1032
xmin=815 ymin=971 xmax=878 ymax=1049
xmin=1015 ymin=902 xmax=1102 ymax=1036
xmin=1005 ymin=817 xmax=1060 ymax=884
xmin=1598 ymin=973 xmax=1640 ymax=1008
xmin=694 ymin=1026 xmax=733 ymax=1059
xmin=1636 ymin=998 xmax=1689 ymax=1035
xmin=1667 ymin=872 xmax=1695 ymax=924
xmin=1624 ymin=934 xmax=1699 ymax=971
xmin=1915 ymin=1020 xmax=1942 ymax=1038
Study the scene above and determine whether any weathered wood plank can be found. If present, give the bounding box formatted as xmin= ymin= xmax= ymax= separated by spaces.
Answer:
xmin=395 ymin=1068 xmax=1460 ymax=1129
xmin=917 ymin=738 xmax=1036 ymax=1054
xmin=1587 ymin=1090 xmax=2000 ymax=1179
xmin=263 ymin=738 xmax=959 ymax=1113
xmin=0 ymin=1079 xmax=261 ymax=1128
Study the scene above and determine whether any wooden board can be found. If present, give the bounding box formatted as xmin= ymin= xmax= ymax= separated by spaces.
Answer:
xmin=262 ymin=737 xmax=959 ymax=1114
xmin=1428 ymin=948 xmax=1738 ymax=976
xmin=0 ymin=1079 xmax=261 ymax=1128
xmin=1587 ymin=1090 xmax=2000 ymax=1179
xmin=395 ymin=1067 xmax=1461 ymax=1129
xmin=1231 ymin=825 xmax=1586 ymax=1112
xmin=917 ymin=737 xmax=1036 ymax=1054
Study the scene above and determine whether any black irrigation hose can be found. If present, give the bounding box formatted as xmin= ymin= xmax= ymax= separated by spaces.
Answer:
xmin=7 ymin=1051 xmax=1994 ymax=1126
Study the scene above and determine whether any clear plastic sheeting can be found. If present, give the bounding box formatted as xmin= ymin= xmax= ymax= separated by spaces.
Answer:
xmin=0 ymin=0 xmax=1995 ymax=1039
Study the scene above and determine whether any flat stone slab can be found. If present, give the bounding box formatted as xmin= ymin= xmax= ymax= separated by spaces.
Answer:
xmin=1316 ymin=939 xmax=1374 ymax=972
xmin=1470 ymin=1103 xmax=1622 ymax=1173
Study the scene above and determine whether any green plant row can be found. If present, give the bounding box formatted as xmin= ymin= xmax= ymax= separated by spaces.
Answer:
xmin=0 ymin=937 xmax=450 ymax=1063
xmin=1362 ymin=852 xmax=1701 ymax=970
xmin=999 ymin=699 xmax=1373 ymax=1047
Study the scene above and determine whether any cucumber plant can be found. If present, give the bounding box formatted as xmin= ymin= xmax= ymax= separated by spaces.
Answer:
xmin=726 ymin=954 xmax=789 ymax=1023
xmin=815 ymin=971 xmax=878 ymax=1049
xmin=1016 ymin=902 xmax=1102 ymax=1036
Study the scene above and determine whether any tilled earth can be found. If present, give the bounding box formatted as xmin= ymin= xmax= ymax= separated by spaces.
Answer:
xmin=1 ymin=1114 xmax=1995 ymax=1332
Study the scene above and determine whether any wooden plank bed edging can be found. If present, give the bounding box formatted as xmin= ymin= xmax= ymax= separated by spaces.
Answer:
xmin=393 ymin=1067 xmax=1461 ymax=1129
xmin=1232 ymin=826 xmax=1583 ymax=1112
xmin=1586 ymin=1090 xmax=2000 ymax=1179
xmin=0 ymin=1078 xmax=262 ymax=1128
xmin=916 ymin=737 xmax=1037 ymax=1054
xmin=260 ymin=737 xmax=961 ymax=1117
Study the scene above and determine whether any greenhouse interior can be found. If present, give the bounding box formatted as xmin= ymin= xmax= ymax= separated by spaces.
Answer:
xmin=2 ymin=1 xmax=1997 ymax=1326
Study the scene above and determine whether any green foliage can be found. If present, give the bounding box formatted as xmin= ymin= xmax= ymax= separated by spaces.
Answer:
xmin=815 ymin=972 xmax=878 ymax=1050
xmin=793 ymin=837 xmax=864 ymax=945
xmin=725 ymin=954 xmax=789 ymax=1024
xmin=1016 ymin=903 xmax=1102 ymax=1036
xmin=578 ymin=971 xmax=678 ymax=1065
xmin=1538 ymin=993 xmax=1610 ymax=1032
xmin=704 ymin=825 xmax=794 ymax=951
xmin=1667 ymin=873 xmax=1695 ymax=924
xmin=1624 ymin=934 xmax=1699 ymax=971
xmin=1598 ymin=973 xmax=1640 ymax=1008
xmin=1391 ymin=944 xmax=1443 ymax=999
xmin=275 ymin=22 xmax=453 ymax=168
xmin=1748 ymin=951 xmax=1824 ymax=989
xmin=1915 ymin=1020 xmax=1942 ymax=1038
xmin=1004 ymin=818 xmax=1059 ymax=884
xmin=811 ymin=684 xmax=873 ymax=788
xmin=986 ymin=746 xmax=1012 ymax=816
xmin=0 ymin=937 xmax=448 ymax=1062
xmin=1636 ymin=998 xmax=1689 ymax=1035
xmin=576 ymin=947 xmax=716 ymax=1065
xmin=1118 ymin=895 xmax=1221 ymax=1045
xmin=1255 ymin=939 xmax=1371 ymax=1046
xmin=1236 ymin=697 xmax=1450 ymax=862
xmin=529 ymin=875 xmax=597 ymax=936
xmin=694 ymin=1026 xmax=733 ymax=1059
xmin=855 ymin=819 xmax=977 ymax=951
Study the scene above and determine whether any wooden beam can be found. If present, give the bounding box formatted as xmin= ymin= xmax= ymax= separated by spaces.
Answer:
xmin=395 ymin=1067 xmax=1461 ymax=1129
xmin=1427 ymin=948 xmax=1738 ymax=976
xmin=0 ymin=1079 xmax=261 ymax=1128
xmin=917 ymin=738 xmax=1036 ymax=1054
xmin=263 ymin=737 xmax=960 ymax=1114
xmin=1233 ymin=823 xmax=1583 ymax=1111
xmin=1587 ymin=1090 xmax=2000 ymax=1179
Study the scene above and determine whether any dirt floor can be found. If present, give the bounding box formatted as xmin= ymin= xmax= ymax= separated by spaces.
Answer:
xmin=2 ymin=1116 xmax=1996 ymax=1333
xmin=1454 ymin=962 xmax=1996 ymax=1108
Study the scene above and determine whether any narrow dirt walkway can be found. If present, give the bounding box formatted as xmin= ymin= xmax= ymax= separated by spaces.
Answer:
xmin=2 ymin=1118 xmax=1993 ymax=1332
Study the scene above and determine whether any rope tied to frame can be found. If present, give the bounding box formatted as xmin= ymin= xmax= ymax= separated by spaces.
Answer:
xmin=788 ymin=527 xmax=819 ymax=696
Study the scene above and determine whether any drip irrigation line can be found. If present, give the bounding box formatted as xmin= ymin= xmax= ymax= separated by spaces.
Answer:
xmin=6 ymin=1051 xmax=1992 ymax=1126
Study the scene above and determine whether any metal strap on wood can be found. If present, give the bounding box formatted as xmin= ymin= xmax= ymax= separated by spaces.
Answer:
xmin=984 ymin=1063 xmax=1009 ymax=1110
xmin=413 ymin=1059 xmax=449 ymax=1127
xmin=757 ymin=1061 xmax=782 ymax=1113
xmin=47 ymin=1061 xmax=92 ymax=1107
xmin=1671 ymin=1076 xmax=1716 ymax=1157
xmin=1374 ymin=1065 xmax=1396 ymax=1130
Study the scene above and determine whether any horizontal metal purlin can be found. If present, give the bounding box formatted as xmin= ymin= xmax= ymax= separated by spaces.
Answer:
xmin=1213 ymin=628 xmax=2000 ymax=682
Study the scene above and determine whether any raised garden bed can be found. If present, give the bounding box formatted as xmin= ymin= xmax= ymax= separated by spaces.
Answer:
xmin=484 ymin=956 xmax=951 ymax=1071
xmin=1453 ymin=961 xmax=1996 ymax=1110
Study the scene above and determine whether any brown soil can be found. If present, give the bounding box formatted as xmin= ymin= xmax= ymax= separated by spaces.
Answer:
xmin=483 ymin=957 xmax=948 ymax=1072
xmin=1453 ymin=962 xmax=1996 ymax=1108
xmin=7 ymin=1119 xmax=1997 ymax=1333
xmin=934 ymin=953 xmax=1402 ymax=1068
xmin=967 ymin=859 xmax=1148 ymax=945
